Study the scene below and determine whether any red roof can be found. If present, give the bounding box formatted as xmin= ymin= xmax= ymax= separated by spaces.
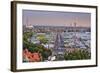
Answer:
xmin=23 ymin=49 xmax=41 ymax=62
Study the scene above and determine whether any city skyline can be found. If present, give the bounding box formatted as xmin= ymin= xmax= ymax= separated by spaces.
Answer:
xmin=23 ymin=10 xmax=91 ymax=27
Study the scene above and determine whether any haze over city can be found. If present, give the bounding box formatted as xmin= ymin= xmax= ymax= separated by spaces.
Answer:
xmin=23 ymin=10 xmax=91 ymax=27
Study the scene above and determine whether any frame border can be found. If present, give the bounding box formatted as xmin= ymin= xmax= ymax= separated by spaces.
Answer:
xmin=11 ymin=1 xmax=98 ymax=72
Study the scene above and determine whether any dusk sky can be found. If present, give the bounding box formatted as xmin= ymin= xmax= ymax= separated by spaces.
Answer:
xmin=23 ymin=10 xmax=91 ymax=27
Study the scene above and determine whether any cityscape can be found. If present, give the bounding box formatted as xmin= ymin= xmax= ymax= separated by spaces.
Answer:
xmin=23 ymin=10 xmax=91 ymax=62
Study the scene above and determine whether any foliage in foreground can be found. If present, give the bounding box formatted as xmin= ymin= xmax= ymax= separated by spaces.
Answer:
xmin=23 ymin=32 xmax=52 ymax=61
xmin=64 ymin=49 xmax=91 ymax=60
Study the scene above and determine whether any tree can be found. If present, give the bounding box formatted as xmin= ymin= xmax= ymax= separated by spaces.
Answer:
xmin=23 ymin=32 xmax=34 ymax=42
xmin=64 ymin=49 xmax=91 ymax=60
xmin=41 ymin=49 xmax=52 ymax=60
xmin=37 ymin=34 xmax=48 ymax=44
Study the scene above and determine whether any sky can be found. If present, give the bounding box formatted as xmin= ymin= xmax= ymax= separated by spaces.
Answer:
xmin=23 ymin=10 xmax=91 ymax=27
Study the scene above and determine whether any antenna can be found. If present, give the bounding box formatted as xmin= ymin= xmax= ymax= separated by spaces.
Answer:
xmin=26 ymin=15 xmax=28 ymax=26
xmin=74 ymin=22 xmax=76 ymax=27
xmin=74 ymin=22 xmax=77 ymax=49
